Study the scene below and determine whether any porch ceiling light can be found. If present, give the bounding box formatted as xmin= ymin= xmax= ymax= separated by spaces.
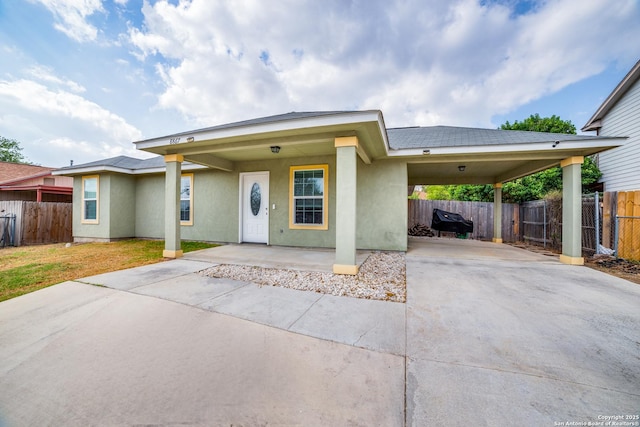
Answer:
xmin=458 ymin=165 xmax=466 ymax=172
xmin=270 ymin=146 xmax=281 ymax=154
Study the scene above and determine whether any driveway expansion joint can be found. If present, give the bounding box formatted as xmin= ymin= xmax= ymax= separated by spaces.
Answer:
xmin=285 ymin=294 xmax=324 ymax=330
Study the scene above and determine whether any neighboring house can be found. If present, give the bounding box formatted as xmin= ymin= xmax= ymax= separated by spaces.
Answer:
xmin=582 ymin=60 xmax=640 ymax=191
xmin=0 ymin=161 xmax=73 ymax=202
xmin=55 ymin=110 xmax=625 ymax=271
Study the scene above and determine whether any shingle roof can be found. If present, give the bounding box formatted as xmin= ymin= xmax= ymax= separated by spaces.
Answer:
xmin=0 ymin=161 xmax=54 ymax=184
xmin=138 ymin=111 xmax=364 ymax=141
xmin=56 ymin=155 xmax=166 ymax=172
xmin=387 ymin=126 xmax=604 ymax=150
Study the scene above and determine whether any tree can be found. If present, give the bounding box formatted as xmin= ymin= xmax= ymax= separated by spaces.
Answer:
xmin=0 ymin=136 xmax=28 ymax=163
xmin=447 ymin=115 xmax=601 ymax=203
xmin=449 ymin=184 xmax=493 ymax=202
xmin=500 ymin=113 xmax=576 ymax=134
xmin=425 ymin=185 xmax=453 ymax=200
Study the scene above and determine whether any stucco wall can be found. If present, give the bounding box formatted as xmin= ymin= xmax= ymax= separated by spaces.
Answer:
xmin=258 ymin=155 xmax=337 ymax=248
xmin=109 ymin=174 xmax=136 ymax=238
xmin=183 ymin=169 xmax=239 ymax=243
xmin=73 ymin=174 xmax=111 ymax=240
xmin=135 ymin=169 xmax=241 ymax=242
xmin=73 ymin=155 xmax=409 ymax=251
xmin=356 ymin=159 xmax=408 ymax=251
xmin=135 ymin=174 xmax=165 ymax=239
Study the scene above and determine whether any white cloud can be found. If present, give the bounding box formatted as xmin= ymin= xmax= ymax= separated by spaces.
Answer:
xmin=30 ymin=0 xmax=104 ymax=42
xmin=27 ymin=65 xmax=86 ymax=93
xmin=0 ymin=78 xmax=141 ymax=141
xmin=127 ymin=0 xmax=640 ymax=128
xmin=0 ymin=77 xmax=143 ymax=166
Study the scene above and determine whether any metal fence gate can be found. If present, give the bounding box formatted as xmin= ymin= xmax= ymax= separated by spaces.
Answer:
xmin=520 ymin=194 xmax=602 ymax=255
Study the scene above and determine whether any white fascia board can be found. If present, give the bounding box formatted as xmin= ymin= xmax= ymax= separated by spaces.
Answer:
xmin=386 ymin=137 xmax=626 ymax=157
xmin=52 ymin=166 xmax=134 ymax=176
xmin=135 ymin=111 xmax=383 ymax=150
xmin=376 ymin=113 xmax=392 ymax=155
xmin=52 ymin=163 xmax=206 ymax=176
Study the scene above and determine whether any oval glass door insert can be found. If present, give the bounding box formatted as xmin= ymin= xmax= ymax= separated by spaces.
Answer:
xmin=250 ymin=182 xmax=261 ymax=216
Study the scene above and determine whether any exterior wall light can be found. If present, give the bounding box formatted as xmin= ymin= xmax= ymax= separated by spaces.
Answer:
xmin=458 ymin=165 xmax=466 ymax=172
xmin=270 ymin=146 xmax=281 ymax=154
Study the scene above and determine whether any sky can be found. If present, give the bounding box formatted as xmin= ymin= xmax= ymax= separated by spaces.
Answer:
xmin=0 ymin=0 xmax=639 ymax=168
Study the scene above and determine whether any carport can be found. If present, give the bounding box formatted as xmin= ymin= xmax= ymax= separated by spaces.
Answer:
xmin=389 ymin=126 xmax=626 ymax=264
xmin=70 ymin=111 xmax=625 ymax=272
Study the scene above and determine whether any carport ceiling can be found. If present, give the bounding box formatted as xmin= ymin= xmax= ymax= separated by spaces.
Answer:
xmin=407 ymin=157 xmax=558 ymax=185
xmin=388 ymin=126 xmax=626 ymax=185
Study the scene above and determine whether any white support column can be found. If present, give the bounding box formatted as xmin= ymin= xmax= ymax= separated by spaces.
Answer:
xmin=560 ymin=156 xmax=584 ymax=265
xmin=163 ymin=154 xmax=184 ymax=258
xmin=493 ymin=183 xmax=503 ymax=243
xmin=333 ymin=136 xmax=358 ymax=275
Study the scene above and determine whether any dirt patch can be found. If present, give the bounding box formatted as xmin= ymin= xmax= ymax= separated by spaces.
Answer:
xmin=585 ymin=255 xmax=640 ymax=285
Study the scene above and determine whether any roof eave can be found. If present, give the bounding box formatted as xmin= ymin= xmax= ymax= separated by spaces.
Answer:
xmin=581 ymin=60 xmax=640 ymax=132
xmin=134 ymin=110 xmax=383 ymax=152
xmin=53 ymin=163 xmax=207 ymax=176
xmin=387 ymin=137 xmax=627 ymax=158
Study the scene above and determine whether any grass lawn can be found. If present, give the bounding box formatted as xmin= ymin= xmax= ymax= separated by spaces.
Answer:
xmin=0 ymin=240 xmax=217 ymax=302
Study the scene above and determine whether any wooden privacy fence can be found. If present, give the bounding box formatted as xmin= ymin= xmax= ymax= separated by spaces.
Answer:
xmin=604 ymin=191 xmax=640 ymax=261
xmin=0 ymin=201 xmax=72 ymax=246
xmin=408 ymin=199 xmax=519 ymax=242
xmin=409 ymin=192 xmax=640 ymax=260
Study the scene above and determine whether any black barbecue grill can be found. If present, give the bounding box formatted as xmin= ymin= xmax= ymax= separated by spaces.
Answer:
xmin=431 ymin=208 xmax=473 ymax=236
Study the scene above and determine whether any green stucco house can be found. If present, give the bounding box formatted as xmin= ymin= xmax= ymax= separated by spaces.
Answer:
xmin=55 ymin=110 xmax=625 ymax=273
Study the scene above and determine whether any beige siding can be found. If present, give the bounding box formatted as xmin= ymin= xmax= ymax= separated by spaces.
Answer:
xmin=598 ymin=79 xmax=640 ymax=191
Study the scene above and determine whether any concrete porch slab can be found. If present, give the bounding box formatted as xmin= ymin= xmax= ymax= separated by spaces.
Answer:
xmin=184 ymin=243 xmax=371 ymax=273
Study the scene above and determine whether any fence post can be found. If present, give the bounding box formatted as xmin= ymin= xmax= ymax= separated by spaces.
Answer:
xmin=543 ymin=199 xmax=547 ymax=248
xmin=11 ymin=214 xmax=16 ymax=246
xmin=594 ymin=192 xmax=600 ymax=254
xmin=614 ymin=215 xmax=619 ymax=258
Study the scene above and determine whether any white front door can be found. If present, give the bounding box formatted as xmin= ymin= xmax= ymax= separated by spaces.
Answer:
xmin=240 ymin=172 xmax=269 ymax=243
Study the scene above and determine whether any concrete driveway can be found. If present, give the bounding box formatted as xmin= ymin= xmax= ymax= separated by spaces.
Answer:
xmin=406 ymin=238 xmax=640 ymax=426
xmin=1 ymin=238 xmax=639 ymax=426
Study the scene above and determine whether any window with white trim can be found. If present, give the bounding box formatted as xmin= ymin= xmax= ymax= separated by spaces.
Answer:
xmin=82 ymin=175 xmax=99 ymax=223
xmin=180 ymin=174 xmax=193 ymax=225
xmin=289 ymin=165 xmax=328 ymax=230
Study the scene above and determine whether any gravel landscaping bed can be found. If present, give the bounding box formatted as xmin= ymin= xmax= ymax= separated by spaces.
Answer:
xmin=199 ymin=251 xmax=406 ymax=302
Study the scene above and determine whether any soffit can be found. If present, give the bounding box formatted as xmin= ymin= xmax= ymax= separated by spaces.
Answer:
xmin=404 ymin=144 xmax=620 ymax=185
xmin=135 ymin=111 xmax=388 ymax=166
